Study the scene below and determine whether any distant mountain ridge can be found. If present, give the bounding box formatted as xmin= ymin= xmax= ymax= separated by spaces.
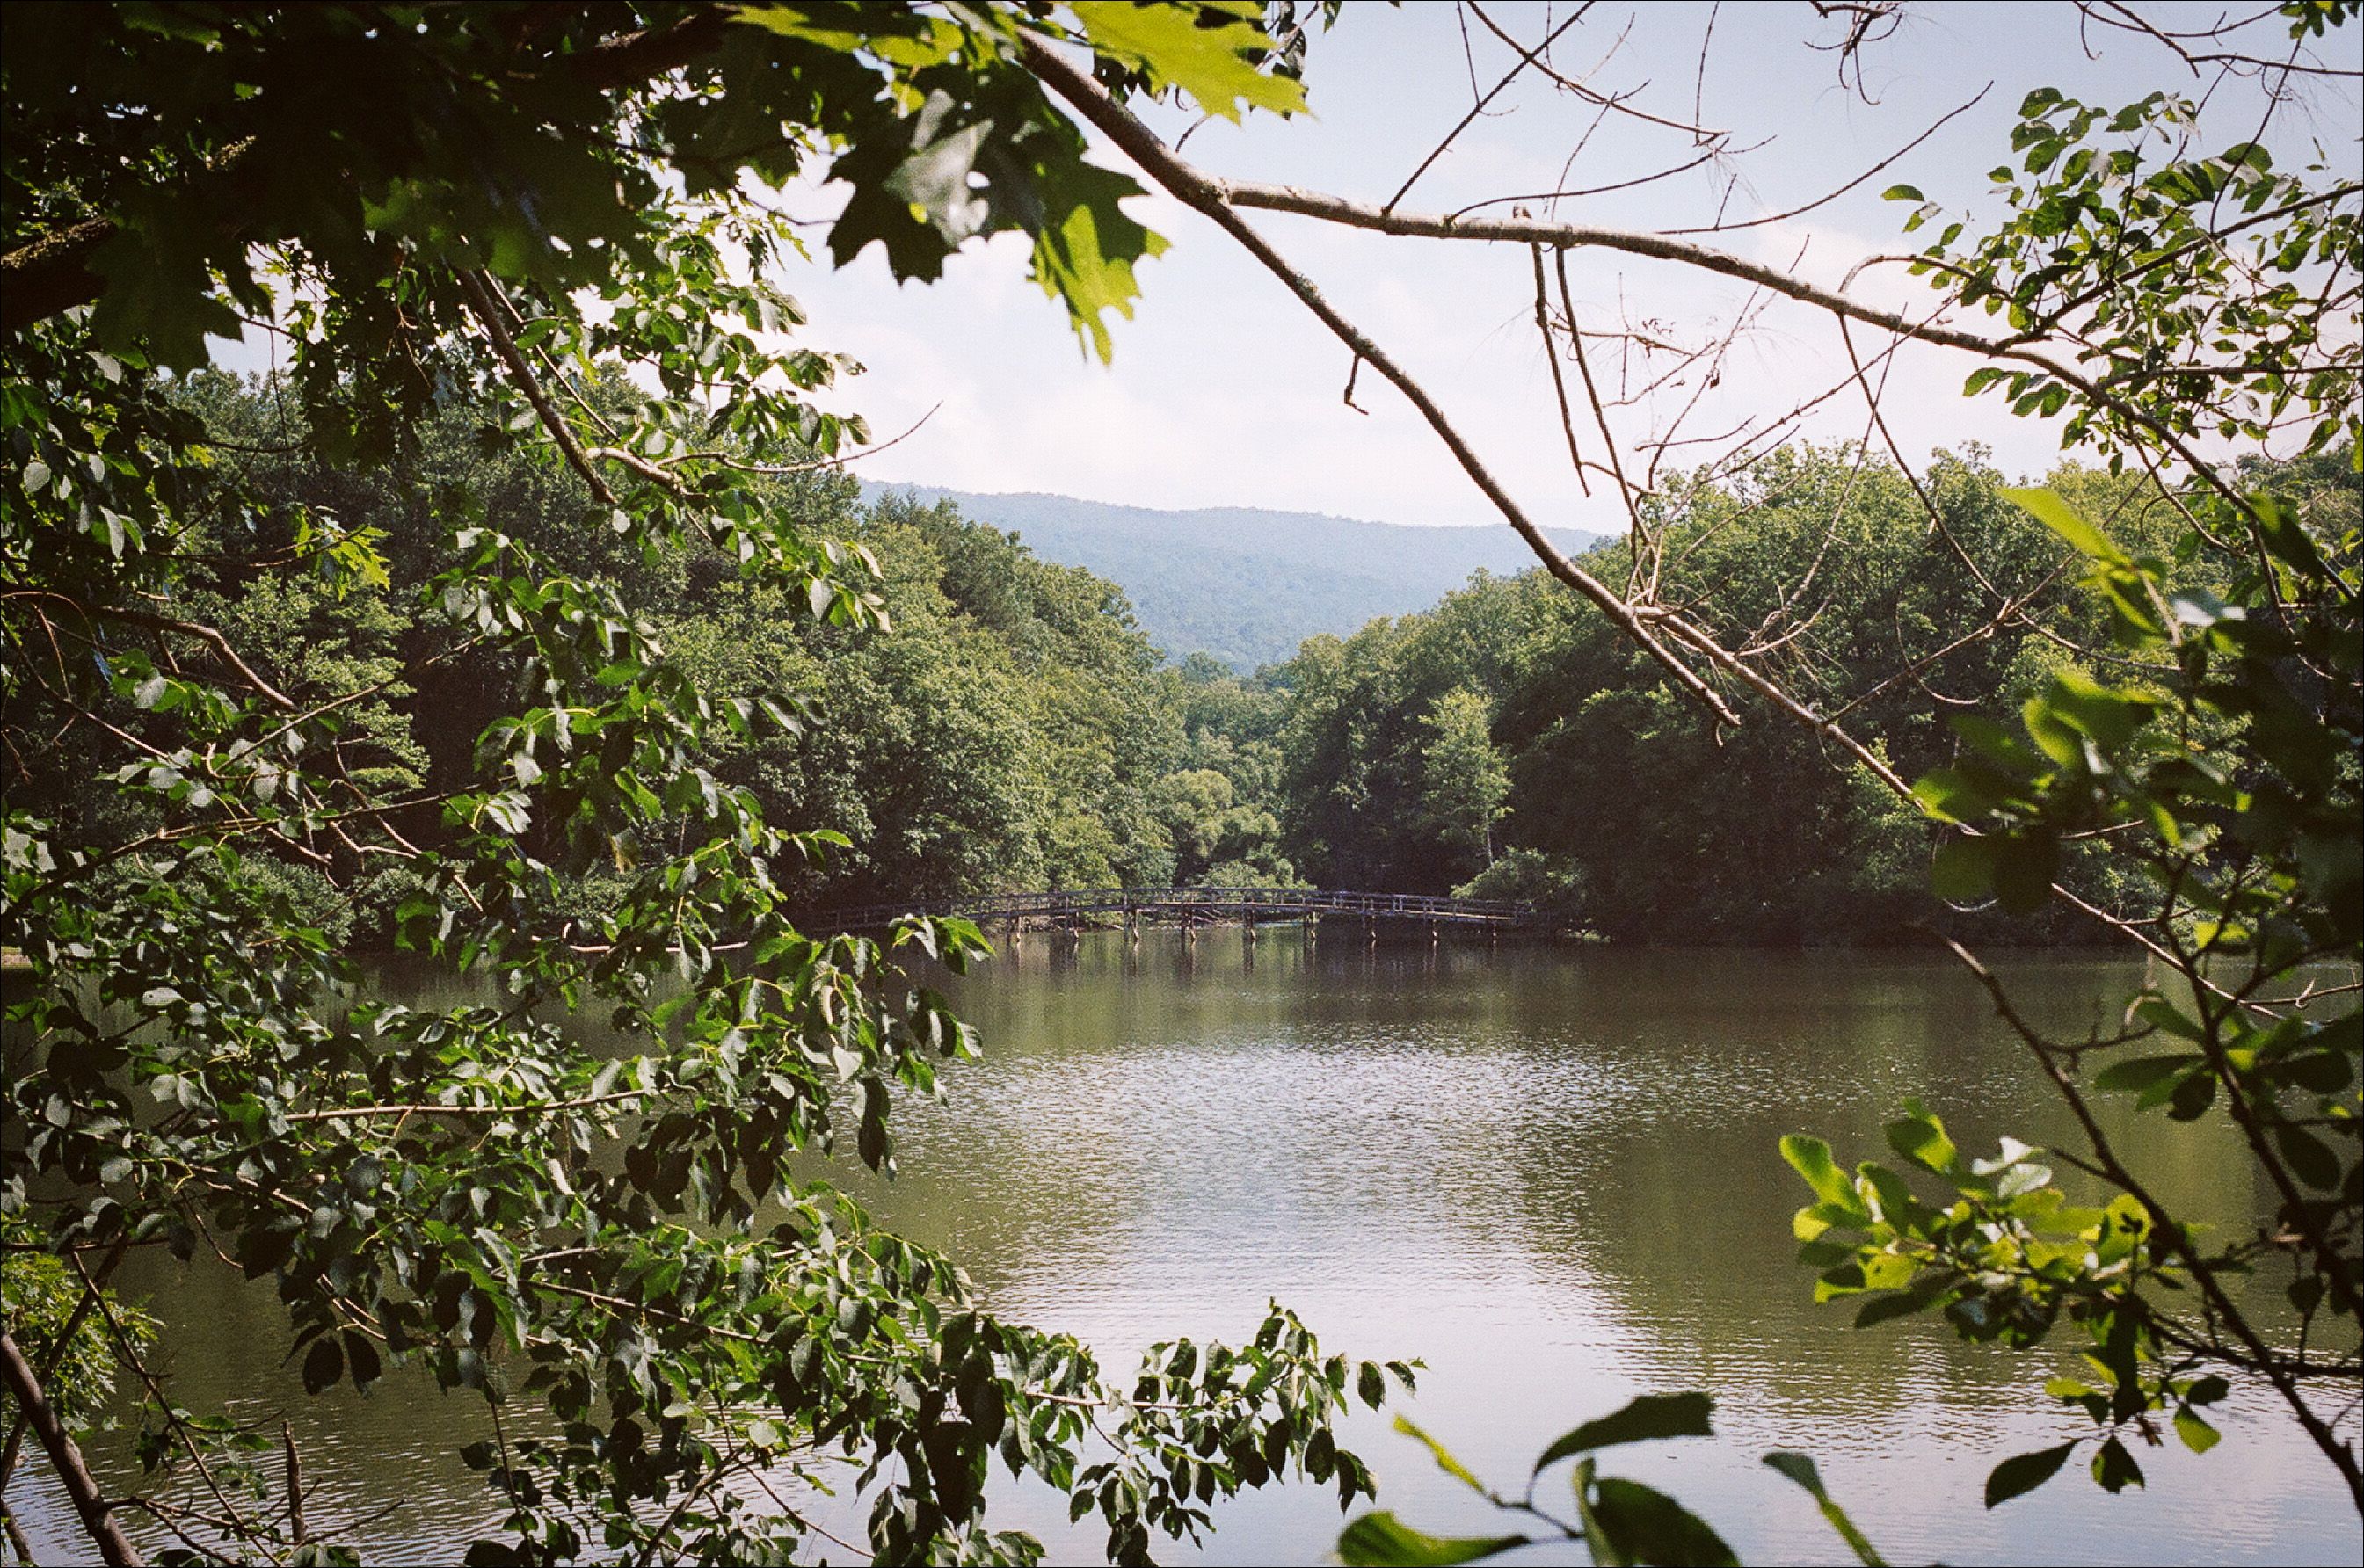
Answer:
xmin=861 ymin=483 xmax=1599 ymax=670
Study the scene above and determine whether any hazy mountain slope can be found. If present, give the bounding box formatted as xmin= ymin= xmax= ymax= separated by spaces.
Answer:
xmin=862 ymin=483 xmax=1599 ymax=668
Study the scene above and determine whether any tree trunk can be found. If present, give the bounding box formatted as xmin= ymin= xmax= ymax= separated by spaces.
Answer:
xmin=0 ymin=1330 xmax=142 ymax=1565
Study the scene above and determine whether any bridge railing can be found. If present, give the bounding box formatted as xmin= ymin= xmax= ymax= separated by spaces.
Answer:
xmin=809 ymin=886 xmax=1538 ymax=931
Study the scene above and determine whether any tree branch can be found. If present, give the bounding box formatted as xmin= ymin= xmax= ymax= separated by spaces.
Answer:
xmin=1940 ymin=938 xmax=2364 ymax=1507
xmin=456 ymin=269 xmax=619 ymax=508
xmin=0 ymin=11 xmax=746 ymax=338
xmin=1015 ymin=31 xmax=1742 ymax=730
xmin=0 ymin=1330 xmax=144 ymax=1567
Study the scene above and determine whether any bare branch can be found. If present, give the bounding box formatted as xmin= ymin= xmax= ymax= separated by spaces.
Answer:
xmin=1017 ymin=32 xmax=1742 ymax=730
xmin=1386 ymin=6 xmax=1592 ymax=214
xmin=1466 ymin=2 xmax=1728 ymax=142
xmin=1663 ymin=84 xmax=1990 ymax=236
xmin=1 ymin=590 xmax=295 ymax=710
xmin=1528 ymin=245 xmax=1593 ymax=499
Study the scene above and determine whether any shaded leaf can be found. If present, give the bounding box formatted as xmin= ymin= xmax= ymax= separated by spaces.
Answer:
xmin=1986 ymin=1441 xmax=2076 ymax=1506
xmin=1335 ymin=1513 xmax=1527 ymax=1568
xmin=1534 ymin=1394 xmax=1715 ymax=1471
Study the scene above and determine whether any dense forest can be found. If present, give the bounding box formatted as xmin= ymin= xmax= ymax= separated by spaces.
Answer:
xmin=28 ymin=377 xmax=2319 ymax=949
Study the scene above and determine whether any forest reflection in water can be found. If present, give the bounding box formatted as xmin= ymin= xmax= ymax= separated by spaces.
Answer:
xmin=13 ymin=934 xmax=2355 ymax=1565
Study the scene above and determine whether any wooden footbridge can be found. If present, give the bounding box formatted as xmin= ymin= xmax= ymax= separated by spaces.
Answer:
xmin=812 ymin=886 xmax=1540 ymax=939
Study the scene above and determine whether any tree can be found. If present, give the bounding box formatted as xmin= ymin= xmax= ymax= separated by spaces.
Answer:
xmin=6 ymin=2 xmax=2357 ymax=1563
xmin=1240 ymin=4 xmax=2353 ymax=1557
xmin=2 ymin=7 xmax=1408 ymax=1564
xmin=1415 ymin=687 xmax=1508 ymax=875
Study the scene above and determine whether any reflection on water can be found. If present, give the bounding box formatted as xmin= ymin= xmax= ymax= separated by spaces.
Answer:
xmin=11 ymin=935 xmax=2355 ymax=1564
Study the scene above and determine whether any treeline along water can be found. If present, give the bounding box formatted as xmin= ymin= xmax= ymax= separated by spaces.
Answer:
xmin=26 ymin=377 xmax=2279 ymax=958
xmin=12 ymin=386 xmax=2354 ymax=1564
xmin=14 ymin=937 xmax=2353 ymax=1564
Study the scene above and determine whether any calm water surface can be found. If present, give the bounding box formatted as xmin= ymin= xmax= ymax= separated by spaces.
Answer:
xmin=13 ymin=936 xmax=2358 ymax=1564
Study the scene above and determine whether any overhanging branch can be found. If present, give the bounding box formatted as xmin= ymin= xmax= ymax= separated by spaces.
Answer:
xmin=1015 ymin=30 xmax=1743 ymax=730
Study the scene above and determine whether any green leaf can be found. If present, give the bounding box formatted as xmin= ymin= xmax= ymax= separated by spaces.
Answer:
xmin=2091 ymin=1053 xmax=2201 ymax=1093
xmin=1025 ymin=161 xmax=1170 ymax=363
xmin=1779 ymin=1136 xmax=1863 ymax=1214
xmin=1588 ymin=1477 xmax=1738 ymax=1567
xmin=2091 ymin=1434 xmax=2144 ymax=1492
xmin=881 ymin=104 xmax=993 ymax=248
xmin=1335 ymin=1513 xmax=1527 ymax=1568
xmin=2002 ymin=487 xmax=2126 ymax=563
xmin=343 ymin=1331 xmax=382 ymax=1390
xmin=1912 ymin=766 xmax=2004 ymax=824
xmin=2274 ymin=1122 xmax=2341 ymax=1188
xmin=1991 ymin=831 xmax=2060 ymax=914
xmin=1534 ymin=1393 xmax=1714 ymax=1472
xmin=2043 ymin=668 xmax=2156 ymax=750
xmin=1883 ymin=1103 xmax=1960 ymax=1178
xmin=1931 ymin=837 xmax=1997 ymax=900
xmin=1763 ymin=1453 xmax=1885 ymax=1566
xmin=1880 ymin=184 xmax=1924 ymax=201
xmin=1569 ymin=1457 xmax=1626 ymax=1566
xmin=1985 ymin=1441 xmax=2076 ymax=1506
xmin=1073 ymin=2 xmax=1308 ymax=123
xmin=1853 ymin=1279 xmax=1951 ymax=1330
xmin=2172 ymin=1406 xmax=2221 ymax=1454
xmin=301 ymin=1335 xmax=345 ymax=1395
xmin=1393 ymin=1416 xmax=1486 ymax=1493
xmin=2129 ymin=997 xmax=2207 ymax=1042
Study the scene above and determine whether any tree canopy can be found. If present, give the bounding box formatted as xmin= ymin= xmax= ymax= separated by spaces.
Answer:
xmin=2 ymin=6 xmax=1404 ymax=1565
xmin=4 ymin=3 xmax=2359 ymax=1564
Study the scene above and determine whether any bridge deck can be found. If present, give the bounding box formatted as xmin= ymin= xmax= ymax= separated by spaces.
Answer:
xmin=813 ymin=886 xmax=1538 ymax=931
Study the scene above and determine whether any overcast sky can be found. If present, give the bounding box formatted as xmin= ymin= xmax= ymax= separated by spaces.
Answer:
xmin=789 ymin=0 xmax=2360 ymax=530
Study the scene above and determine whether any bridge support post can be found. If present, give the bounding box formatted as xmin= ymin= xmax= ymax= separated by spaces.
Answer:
xmin=1429 ymin=920 xmax=1440 ymax=947
xmin=1364 ymin=915 xmax=1376 ymax=948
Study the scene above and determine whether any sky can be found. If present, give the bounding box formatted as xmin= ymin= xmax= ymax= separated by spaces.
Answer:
xmin=196 ymin=2 xmax=2360 ymax=534
xmin=768 ymin=0 xmax=2361 ymax=531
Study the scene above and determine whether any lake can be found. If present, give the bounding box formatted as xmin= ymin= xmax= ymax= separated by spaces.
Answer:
xmin=11 ymin=933 xmax=2357 ymax=1564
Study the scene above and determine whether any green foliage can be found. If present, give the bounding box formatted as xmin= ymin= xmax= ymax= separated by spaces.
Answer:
xmin=1333 ymin=1394 xmax=1869 ymax=1568
xmin=672 ymin=487 xmax=1190 ymax=904
xmin=4 ymin=4 xmax=1303 ymax=375
xmin=1266 ymin=447 xmax=2165 ymax=942
xmin=1415 ymin=687 xmax=1509 ymax=875
xmin=0 ymin=1230 xmax=160 ymax=1435
xmin=1905 ymin=83 xmax=2359 ymax=464
xmin=1788 ymin=32 xmax=2362 ymax=1514
xmin=1452 ymin=847 xmax=1585 ymax=924
xmin=1782 ymin=1110 xmax=2243 ymax=1505
xmin=1796 ymin=461 xmax=2361 ymax=1506
xmin=0 ymin=6 xmax=1392 ymax=1564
